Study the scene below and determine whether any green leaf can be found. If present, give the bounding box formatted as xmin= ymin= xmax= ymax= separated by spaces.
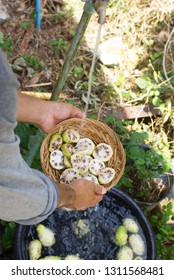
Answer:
xmin=150 ymin=215 xmax=158 ymax=224
xmin=21 ymin=21 xmax=29 ymax=30
xmin=152 ymin=96 xmax=163 ymax=107
xmin=2 ymin=222 xmax=16 ymax=251
xmin=136 ymin=158 xmax=145 ymax=165
xmin=149 ymin=51 xmax=161 ymax=60
xmin=115 ymin=74 xmax=124 ymax=86
xmin=162 ymin=161 xmax=171 ymax=172
xmin=122 ymin=91 xmax=133 ymax=98
xmin=166 ymin=202 xmax=173 ymax=212
xmin=104 ymin=114 xmax=115 ymax=124
xmin=128 ymin=146 xmax=144 ymax=160
xmin=135 ymin=77 xmax=151 ymax=89
xmin=74 ymin=66 xmax=83 ymax=75
xmin=149 ymin=89 xmax=160 ymax=97
xmin=88 ymin=115 xmax=97 ymax=119
xmin=67 ymin=99 xmax=76 ymax=104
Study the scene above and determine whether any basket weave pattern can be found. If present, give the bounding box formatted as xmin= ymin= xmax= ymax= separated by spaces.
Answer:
xmin=40 ymin=118 xmax=126 ymax=190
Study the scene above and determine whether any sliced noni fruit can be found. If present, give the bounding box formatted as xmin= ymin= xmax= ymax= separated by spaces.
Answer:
xmin=62 ymin=128 xmax=80 ymax=143
xmin=98 ymin=167 xmax=115 ymax=184
xmin=49 ymin=133 xmax=63 ymax=152
xmin=93 ymin=143 xmax=113 ymax=162
xmin=81 ymin=172 xmax=99 ymax=184
xmin=73 ymin=138 xmax=95 ymax=155
xmin=61 ymin=143 xmax=74 ymax=158
xmin=89 ymin=159 xmax=105 ymax=176
xmin=85 ymin=155 xmax=93 ymax=164
xmin=64 ymin=156 xmax=71 ymax=168
xmin=50 ymin=150 xmax=65 ymax=170
xmin=60 ymin=168 xmax=81 ymax=184
xmin=71 ymin=154 xmax=89 ymax=174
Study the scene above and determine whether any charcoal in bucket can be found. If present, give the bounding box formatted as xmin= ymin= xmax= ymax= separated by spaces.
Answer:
xmin=14 ymin=188 xmax=156 ymax=260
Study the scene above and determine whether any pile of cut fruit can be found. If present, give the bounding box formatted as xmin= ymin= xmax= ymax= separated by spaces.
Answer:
xmin=49 ymin=128 xmax=115 ymax=185
xmin=115 ymin=217 xmax=146 ymax=260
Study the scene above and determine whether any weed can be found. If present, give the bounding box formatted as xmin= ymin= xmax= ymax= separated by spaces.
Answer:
xmin=21 ymin=54 xmax=44 ymax=71
xmin=0 ymin=221 xmax=16 ymax=254
xmin=149 ymin=202 xmax=174 ymax=260
xmin=115 ymin=120 xmax=171 ymax=203
xmin=73 ymin=66 xmax=84 ymax=78
xmin=0 ymin=32 xmax=13 ymax=56
xmin=103 ymin=114 xmax=115 ymax=125
xmin=21 ymin=21 xmax=30 ymax=30
xmin=49 ymin=38 xmax=68 ymax=55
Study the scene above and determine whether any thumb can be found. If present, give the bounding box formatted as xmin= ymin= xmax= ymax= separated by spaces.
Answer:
xmin=94 ymin=184 xmax=107 ymax=195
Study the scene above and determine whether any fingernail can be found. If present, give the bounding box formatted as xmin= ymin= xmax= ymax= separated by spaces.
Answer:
xmin=101 ymin=187 xmax=107 ymax=194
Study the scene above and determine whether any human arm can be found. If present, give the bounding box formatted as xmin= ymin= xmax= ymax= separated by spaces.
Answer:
xmin=16 ymin=93 xmax=106 ymax=210
xmin=16 ymin=93 xmax=85 ymax=133
xmin=0 ymin=50 xmax=106 ymax=225
xmin=0 ymin=50 xmax=58 ymax=224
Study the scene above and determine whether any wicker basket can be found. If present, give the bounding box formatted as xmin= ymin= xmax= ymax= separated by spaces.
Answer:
xmin=40 ymin=118 xmax=126 ymax=190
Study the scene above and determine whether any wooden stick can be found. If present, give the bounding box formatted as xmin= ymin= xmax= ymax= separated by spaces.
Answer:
xmin=25 ymin=82 xmax=52 ymax=88
xmin=18 ymin=90 xmax=52 ymax=100
xmin=17 ymin=90 xmax=78 ymax=100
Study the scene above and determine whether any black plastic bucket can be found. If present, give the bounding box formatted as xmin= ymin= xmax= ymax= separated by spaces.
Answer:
xmin=14 ymin=188 xmax=156 ymax=260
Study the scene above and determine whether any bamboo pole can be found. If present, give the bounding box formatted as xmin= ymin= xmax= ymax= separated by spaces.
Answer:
xmin=26 ymin=2 xmax=95 ymax=166
xmin=51 ymin=10 xmax=92 ymax=101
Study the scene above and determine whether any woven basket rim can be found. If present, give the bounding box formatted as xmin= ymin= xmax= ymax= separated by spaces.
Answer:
xmin=40 ymin=118 xmax=126 ymax=190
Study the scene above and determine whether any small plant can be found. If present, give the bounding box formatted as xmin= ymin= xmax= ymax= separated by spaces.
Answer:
xmin=149 ymin=202 xmax=174 ymax=260
xmin=0 ymin=221 xmax=16 ymax=255
xmin=21 ymin=21 xmax=30 ymax=30
xmin=49 ymin=38 xmax=68 ymax=55
xmin=21 ymin=54 xmax=44 ymax=71
xmin=0 ymin=32 xmax=13 ymax=56
xmin=115 ymin=121 xmax=171 ymax=204
xmin=73 ymin=66 xmax=84 ymax=78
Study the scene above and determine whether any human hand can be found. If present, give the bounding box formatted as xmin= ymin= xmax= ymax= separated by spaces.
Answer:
xmin=39 ymin=101 xmax=84 ymax=133
xmin=57 ymin=179 xmax=107 ymax=210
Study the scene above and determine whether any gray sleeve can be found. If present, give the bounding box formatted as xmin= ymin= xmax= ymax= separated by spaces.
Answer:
xmin=0 ymin=49 xmax=59 ymax=225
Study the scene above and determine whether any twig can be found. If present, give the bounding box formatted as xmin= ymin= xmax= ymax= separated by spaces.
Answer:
xmin=97 ymin=102 xmax=105 ymax=120
xmin=25 ymin=82 xmax=52 ymax=88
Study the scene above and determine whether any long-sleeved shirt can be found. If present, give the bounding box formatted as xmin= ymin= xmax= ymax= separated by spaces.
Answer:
xmin=0 ymin=50 xmax=59 ymax=225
